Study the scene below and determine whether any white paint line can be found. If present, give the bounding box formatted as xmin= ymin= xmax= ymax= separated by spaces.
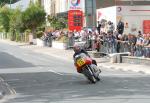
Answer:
xmin=23 ymin=53 xmax=29 ymax=56
xmin=9 ymin=88 xmax=16 ymax=94
xmin=48 ymin=70 xmax=64 ymax=75
xmin=0 ymin=77 xmax=4 ymax=82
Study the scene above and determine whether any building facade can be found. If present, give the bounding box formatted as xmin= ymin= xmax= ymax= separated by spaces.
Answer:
xmin=41 ymin=0 xmax=150 ymax=29
xmin=9 ymin=0 xmax=31 ymax=10
xmin=96 ymin=0 xmax=150 ymax=34
xmin=41 ymin=0 xmax=97 ymax=28
xmin=42 ymin=0 xmax=51 ymax=15
xmin=96 ymin=0 xmax=150 ymax=9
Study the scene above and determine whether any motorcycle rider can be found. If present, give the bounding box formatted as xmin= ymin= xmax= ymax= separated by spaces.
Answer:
xmin=73 ymin=44 xmax=101 ymax=74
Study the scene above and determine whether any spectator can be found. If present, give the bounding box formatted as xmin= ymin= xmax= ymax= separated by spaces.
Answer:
xmin=74 ymin=30 xmax=80 ymax=41
xmin=47 ymin=31 xmax=53 ymax=47
xmin=122 ymin=34 xmax=129 ymax=52
xmin=86 ymin=31 xmax=92 ymax=50
xmin=67 ymin=31 xmax=74 ymax=49
xmin=80 ymin=29 xmax=87 ymax=41
xmin=95 ymin=37 xmax=101 ymax=52
xmin=135 ymin=33 xmax=144 ymax=57
xmin=143 ymin=34 xmax=150 ymax=58
xmin=117 ymin=20 xmax=124 ymax=35
xmin=138 ymin=30 xmax=142 ymax=35
xmin=105 ymin=32 xmax=116 ymax=53
xmin=128 ymin=34 xmax=137 ymax=56
xmin=116 ymin=34 xmax=123 ymax=53
xmin=107 ymin=21 xmax=115 ymax=35
xmin=97 ymin=21 xmax=102 ymax=35
xmin=41 ymin=31 xmax=48 ymax=46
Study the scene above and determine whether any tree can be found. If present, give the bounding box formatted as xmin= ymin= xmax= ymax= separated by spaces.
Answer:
xmin=0 ymin=0 xmax=20 ymax=7
xmin=9 ymin=8 xmax=22 ymax=32
xmin=22 ymin=2 xmax=46 ymax=37
xmin=9 ymin=8 xmax=22 ymax=41
xmin=48 ymin=15 xmax=67 ymax=30
xmin=0 ymin=7 xmax=11 ymax=32
xmin=47 ymin=15 xmax=58 ymax=29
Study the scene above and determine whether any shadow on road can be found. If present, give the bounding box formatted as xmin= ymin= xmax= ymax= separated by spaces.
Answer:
xmin=1 ymin=72 xmax=150 ymax=103
xmin=0 ymin=52 xmax=34 ymax=69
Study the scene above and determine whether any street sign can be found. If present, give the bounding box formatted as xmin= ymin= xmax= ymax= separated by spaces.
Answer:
xmin=143 ymin=20 xmax=150 ymax=34
xmin=68 ymin=10 xmax=83 ymax=31
xmin=68 ymin=0 xmax=82 ymax=10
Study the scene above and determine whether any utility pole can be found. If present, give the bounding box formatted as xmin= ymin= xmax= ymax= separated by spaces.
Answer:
xmin=130 ymin=0 xmax=134 ymax=5
xmin=92 ymin=0 xmax=94 ymax=27
xmin=9 ymin=0 xmax=11 ymax=8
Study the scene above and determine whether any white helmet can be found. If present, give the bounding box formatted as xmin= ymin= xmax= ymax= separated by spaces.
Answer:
xmin=73 ymin=44 xmax=81 ymax=53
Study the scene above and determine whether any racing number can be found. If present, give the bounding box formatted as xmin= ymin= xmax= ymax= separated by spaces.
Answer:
xmin=77 ymin=59 xmax=85 ymax=66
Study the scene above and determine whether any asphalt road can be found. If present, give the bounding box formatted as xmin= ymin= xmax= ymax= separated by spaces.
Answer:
xmin=0 ymin=41 xmax=150 ymax=103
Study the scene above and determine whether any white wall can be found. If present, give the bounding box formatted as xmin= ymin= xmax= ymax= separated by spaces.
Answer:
xmin=43 ymin=0 xmax=51 ymax=15
xmin=97 ymin=6 xmax=150 ymax=35
xmin=117 ymin=6 xmax=150 ymax=16
xmin=117 ymin=6 xmax=150 ymax=34
xmin=55 ymin=0 xmax=68 ymax=13
xmin=97 ymin=6 xmax=117 ymax=28
xmin=60 ymin=0 xmax=68 ymax=12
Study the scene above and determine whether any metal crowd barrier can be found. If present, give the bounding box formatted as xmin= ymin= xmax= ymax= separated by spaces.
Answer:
xmin=99 ymin=41 xmax=150 ymax=58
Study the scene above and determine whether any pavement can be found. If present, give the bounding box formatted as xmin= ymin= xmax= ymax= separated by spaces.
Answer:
xmin=0 ymin=39 xmax=150 ymax=75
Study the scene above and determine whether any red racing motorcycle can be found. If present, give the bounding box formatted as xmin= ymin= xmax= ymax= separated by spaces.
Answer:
xmin=74 ymin=53 xmax=101 ymax=83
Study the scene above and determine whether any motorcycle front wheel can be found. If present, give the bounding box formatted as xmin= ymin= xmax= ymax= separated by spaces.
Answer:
xmin=82 ymin=66 xmax=97 ymax=83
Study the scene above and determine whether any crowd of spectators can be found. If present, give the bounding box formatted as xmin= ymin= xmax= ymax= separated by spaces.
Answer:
xmin=41 ymin=21 xmax=150 ymax=58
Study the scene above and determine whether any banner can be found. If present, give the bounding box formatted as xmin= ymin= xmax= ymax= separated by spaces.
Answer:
xmin=68 ymin=10 xmax=83 ymax=31
xmin=68 ymin=0 xmax=82 ymax=10
xmin=143 ymin=20 xmax=150 ymax=34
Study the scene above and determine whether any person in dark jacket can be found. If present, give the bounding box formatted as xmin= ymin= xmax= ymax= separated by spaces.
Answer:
xmin=73 ymin=44 xmax=97 ymax=66
xmin=97 ymin=21 xmax=101 ymax=35
xmin=73 ymin=44 xmax=101 ymax=74
xmin=117 ymin=20 xmax=124 ymax=35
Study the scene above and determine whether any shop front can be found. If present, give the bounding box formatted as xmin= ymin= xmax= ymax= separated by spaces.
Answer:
xmin=97 ymin=6 xmax=150 ymax=35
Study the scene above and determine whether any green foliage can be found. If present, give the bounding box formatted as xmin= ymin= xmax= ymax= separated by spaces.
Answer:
xmin=9 ymin=8 xmax=24 ymax=41
xmin=0 ymin=7 xmax=11 ymax=32
xmin=9 ymin=7 xmax=23 ymax=33
xmin=25 ymin=29 xmax=31 ymax=34
xmin=24 ymin=29 xmax=31 ymax=41
xmin=48 ymin=15 xmax=67 ymax=30
xmin=0 ymin=1 xmax=46 ymax=42
xmin=0 ymin=26 xmax=3 ymax=32
xmin=22 ymin=2 xmax=46 ymax=33
xmin=58 ymin=35 xmax=68 ymax=43
xmin=15 ymin=31 xmax=20 ymax=42
xmin=36 ymin=24 xmax=45 ymax=32
xmin=36 ymin=31 xmax=43 ymax=38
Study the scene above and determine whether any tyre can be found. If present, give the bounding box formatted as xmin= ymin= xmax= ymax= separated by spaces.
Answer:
xmin=82 ymin=66 xmax=97 ymax=84
xmin=95 ymin=74 xmax=101 ymax=81
xmin=88 ymin=76 xmax=96 ymax=83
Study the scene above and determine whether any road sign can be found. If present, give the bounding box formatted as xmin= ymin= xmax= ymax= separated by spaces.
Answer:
xmin=68 ymin=10 xmax=83 ymax=31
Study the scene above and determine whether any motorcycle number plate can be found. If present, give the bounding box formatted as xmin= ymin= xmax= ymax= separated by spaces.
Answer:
xmin=77 ymin=58 xmax=85 ymax=67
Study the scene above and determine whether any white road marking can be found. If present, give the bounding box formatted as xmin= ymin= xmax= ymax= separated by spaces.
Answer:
xmin=48 ymin=70 xmax=64 ymax=75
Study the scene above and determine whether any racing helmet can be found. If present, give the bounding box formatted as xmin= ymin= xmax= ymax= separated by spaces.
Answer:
xmin=73 ymin=44 xmax=81 ymax=53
